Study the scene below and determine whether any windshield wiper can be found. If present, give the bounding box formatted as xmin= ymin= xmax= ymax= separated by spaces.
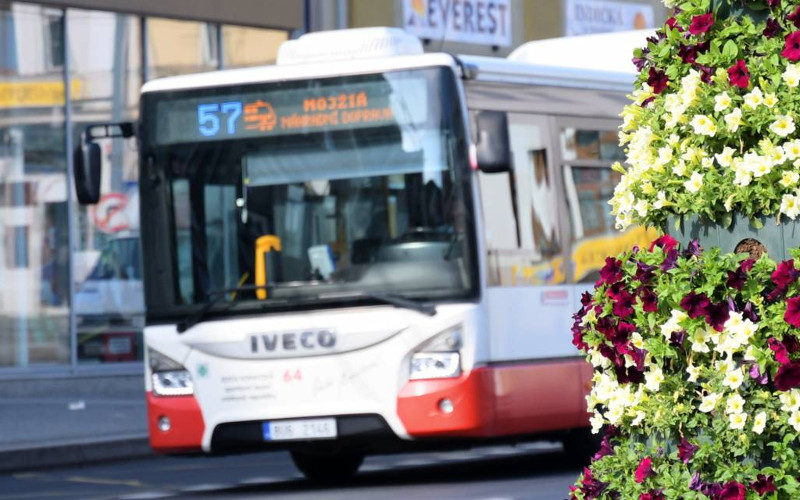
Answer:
xmin=176 ymin=284 xmax=272 ymax=334
xmin=316 ymin=291 xmax=437 ymax=316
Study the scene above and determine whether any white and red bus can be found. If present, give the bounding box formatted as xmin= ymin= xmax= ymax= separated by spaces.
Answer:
xmin=74 ymin=27 xmax=656 ymax=480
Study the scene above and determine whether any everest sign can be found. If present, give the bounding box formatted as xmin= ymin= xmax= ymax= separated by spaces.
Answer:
xmin=565 ymin=0 xmax=654 ymax=36
xmin=402 ymin=0 xmax=512 ymax=47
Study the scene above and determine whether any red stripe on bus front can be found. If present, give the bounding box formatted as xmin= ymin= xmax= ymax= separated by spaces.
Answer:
xmin=146 ymin=392 xmax=205 ymax=453
xmin=397 ymin=360 xmax=591 ymax=438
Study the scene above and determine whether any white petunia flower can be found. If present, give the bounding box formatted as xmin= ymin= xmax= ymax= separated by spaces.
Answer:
xmin=790 ymin=410 xmax=800 ymax=433
xmin=653 ymin=190 xmax=668 ymax=209
xmin=685 ymin=171 xmax=704 ymax=193
xmin=725 ymin=108 xmax=743 ymax=132
xmin=785 ymin=140 xmax=800 ymax=160
xmin=691 ymin=327 xmax=710 ymax=353
xmin=781 ymin=193 xmax=800 ymax=220
xmin=781 ymin=171 xmax=800 ymax=188
xmin=686 ymin=364 xmax=702 ymax=383
xmin=764 ymin=93 xmax=779 ymax=109
xmin=690 ymin=115 xmax=717 ymax=137
xmin=644 ymin=367 xmax=664 ymax=392
xmin=661 ymin=310 xmax=687 ymax=339
xmin=744 ymin=87 xmax=764 ymax=109
xmin=753 ymin=411 xmax=767 ymax=435
xmin=729 ymin=412 xmax=748 ymax=430
xmin=726 ymin=394 xmax=745 ymax=414
xmin=699 ymin=392 xmax=721 ymax=413
xmin=723 ymin=368 xmax=745 ymax=390
xmin=714 ymin=92 xmax=732 ymax=112
xmin=784 ymin=63 xmax=800 ymax=88
xmin=780 ymin=390 xmax=800 ymax=412
xmin=715 ymin=147 xmax=735 ymax=168
xmin=590 ymin=411 xmax=605 ymax=434
xmin=771 ymin=115 xmax=796 ymax=138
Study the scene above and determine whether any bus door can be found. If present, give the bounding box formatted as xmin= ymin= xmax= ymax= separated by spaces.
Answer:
xmin=557 ymin=118 xmax=659 ymax=312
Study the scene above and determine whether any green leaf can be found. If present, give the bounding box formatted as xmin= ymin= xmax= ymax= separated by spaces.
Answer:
xmin=722 ymin=40 xmax=738 ymax=60
xmin=751 ymin=218 xmax=764 ymax=230
xmin=720 ymin=212 xmax=733 ymax=229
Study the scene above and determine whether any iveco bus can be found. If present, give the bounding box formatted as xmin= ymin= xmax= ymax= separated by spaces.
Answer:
xmin=73 ymin=27 xmax=656 ymax=480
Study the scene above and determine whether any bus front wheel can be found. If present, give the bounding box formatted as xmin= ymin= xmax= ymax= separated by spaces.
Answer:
xmin=290 ymin=449 xmax=364 ymax=482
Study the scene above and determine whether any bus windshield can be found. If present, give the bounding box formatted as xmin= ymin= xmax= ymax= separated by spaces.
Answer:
xmin=141 ymin=67 xmax=474 ymax=315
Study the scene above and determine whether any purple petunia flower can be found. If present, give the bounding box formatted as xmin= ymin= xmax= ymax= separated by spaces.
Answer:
xmin=751 ymin=474 xmax=776 ymax=495
xmin=704 ymin=301 xmax=730 ymax=332
xmin=775 ymin=360 xmax=800 ymax=391
xmin=677 ymin=438 xmax=698 ymax=464
xmin=681 ymin=292 xmax=710 ymax=319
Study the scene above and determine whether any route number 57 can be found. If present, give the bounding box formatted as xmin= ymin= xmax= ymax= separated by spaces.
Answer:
xmin=197 ymin=102 xmax=243 ymax=137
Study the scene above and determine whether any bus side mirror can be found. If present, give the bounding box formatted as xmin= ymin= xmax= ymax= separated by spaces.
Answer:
xmin=475 ymin=110 xmax=511 ymax=173
xmin=73 ymin=141 xmax=102 ymax=205
xmin=72 ymin=122 xmax=136 ymax=205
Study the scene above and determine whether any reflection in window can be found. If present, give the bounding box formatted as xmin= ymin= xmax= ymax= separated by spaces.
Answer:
xmin=570 ymin=167 xmax=618 ymax=238
xmin=0 ymin=4 xmax=69 ymax=367
xmin=147 ymin=18 xmax=218 ymax=79
xmin=222 ymin=25 xmax=287 ymax=69
xmin=562 ymin=127 xmax=625 ymax=162
xmin=481 ymin=114 xmax=564 ymax=286
xmin=67 ymin=9 xmax=143 ymax=364
xmin=565 ymin=165 xmax=657 ymax=284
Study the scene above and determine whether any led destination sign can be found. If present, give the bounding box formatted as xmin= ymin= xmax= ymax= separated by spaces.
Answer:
xmin=154 ymin=80 xmax=413 ymax=146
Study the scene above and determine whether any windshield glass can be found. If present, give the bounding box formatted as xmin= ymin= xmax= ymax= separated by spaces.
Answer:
xmin=141 ymin=67 xmax=474 ymax=313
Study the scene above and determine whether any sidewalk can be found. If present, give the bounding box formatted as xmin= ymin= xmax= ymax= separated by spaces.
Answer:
xmin=0 ymin=375 xmax=153 ymax=472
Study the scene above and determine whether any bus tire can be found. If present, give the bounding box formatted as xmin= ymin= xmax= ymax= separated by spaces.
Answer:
xmin=290 ymin=449 xmax=364 ymax=482
xmin=561 ymin=427 xmax=601 ymax=467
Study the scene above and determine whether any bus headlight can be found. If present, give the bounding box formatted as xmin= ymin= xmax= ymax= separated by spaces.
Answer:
xmin=148 ymin=348 xmax=194 ymax=397
xmin=409 ymin=326 xmax=462 ymax=380
xmin=152 ymin=370 xmax=194 ymax=397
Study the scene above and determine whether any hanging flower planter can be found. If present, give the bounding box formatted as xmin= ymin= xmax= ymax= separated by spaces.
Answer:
xmin=571 ymin=235 xmax=800 ymax=499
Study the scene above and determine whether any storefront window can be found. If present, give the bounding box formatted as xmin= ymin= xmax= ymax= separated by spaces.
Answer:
xmin=222 ymin=25 xmax=287 ymax=68
xmin=0 ymin=4 xmax=69 ymax=367
xmin=67 ymin=9 xmax=143 ymax=364
xmin=147 ymin=18 xmax=218 ymax=79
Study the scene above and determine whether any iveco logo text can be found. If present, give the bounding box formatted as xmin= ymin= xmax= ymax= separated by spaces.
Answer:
xmin=250 ymin=330 xmax=337 ymax=353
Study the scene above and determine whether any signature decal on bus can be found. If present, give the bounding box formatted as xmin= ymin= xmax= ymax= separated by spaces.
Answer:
xmin=249 ymin=330 xmax=337 ymax=353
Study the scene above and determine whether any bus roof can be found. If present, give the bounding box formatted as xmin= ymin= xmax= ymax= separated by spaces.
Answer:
xmin=507 ymin=29 xmax=654 ymax=76
xmin=141 ymin=29 xmax=652 ymax=95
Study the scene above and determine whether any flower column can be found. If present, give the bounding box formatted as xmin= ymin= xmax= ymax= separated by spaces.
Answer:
xmin=571 ymin=1 xmax=800 ymax=499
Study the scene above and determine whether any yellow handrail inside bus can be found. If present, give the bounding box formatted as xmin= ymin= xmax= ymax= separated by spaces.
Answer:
xmin=255 ymin=235 xmax=282 ymax=300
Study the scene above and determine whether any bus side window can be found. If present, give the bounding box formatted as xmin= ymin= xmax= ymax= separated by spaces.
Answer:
xmin=477 ymin=113 xmax=563 ymax=286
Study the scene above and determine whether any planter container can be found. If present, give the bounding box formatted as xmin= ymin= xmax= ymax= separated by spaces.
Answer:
xmin=667 ymin=213 xmax=800 ymax=260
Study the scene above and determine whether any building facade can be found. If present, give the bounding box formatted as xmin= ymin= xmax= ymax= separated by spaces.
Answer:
xmin=339 ymin=0 xmax=668 ymax=57
xmin=0 ymin=0 xmax=301 ymax=377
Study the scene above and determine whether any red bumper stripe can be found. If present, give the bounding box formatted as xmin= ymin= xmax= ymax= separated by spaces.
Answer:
xmin=397 ymin=360 xmax=591 ymax=438
xmin=146 ymin=392 xmax=205 ymax=453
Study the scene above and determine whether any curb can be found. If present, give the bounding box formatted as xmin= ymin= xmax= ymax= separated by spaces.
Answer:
xmin=0 ymin=436 xmax=153 ymax=473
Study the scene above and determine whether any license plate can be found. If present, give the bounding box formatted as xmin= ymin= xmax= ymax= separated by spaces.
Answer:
xmin=262 ymin=418 xmax=337 ymax=441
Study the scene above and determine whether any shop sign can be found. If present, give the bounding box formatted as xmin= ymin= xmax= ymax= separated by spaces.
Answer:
xmin=0 ymin=80 xmax=82 ymax=108
xmin=402 ymin=0 xmax=512 ymax=47
xmin=565 ymin=0 xmax=654 ymax=36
